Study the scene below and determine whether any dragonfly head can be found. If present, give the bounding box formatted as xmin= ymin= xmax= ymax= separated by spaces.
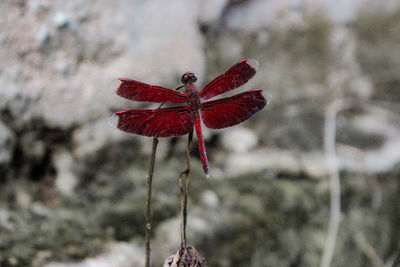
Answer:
xmin=181 ymin=72 xmax=197 ymax=84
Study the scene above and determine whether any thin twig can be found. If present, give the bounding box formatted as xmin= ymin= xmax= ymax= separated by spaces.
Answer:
xmin=179 ymin=130 xmax=193 ymax=249
xmin=320 ymin=99 xmax=348 ymax=267
xmin=320 ymin=98 xmax=400 ymax=267
xmin=145 ymin=84 xmax=185 ymax=266
xmin=145 ymin=137 xmax=159 ymax=267
xmin=352 ymin=229 xmax=385 ymax=267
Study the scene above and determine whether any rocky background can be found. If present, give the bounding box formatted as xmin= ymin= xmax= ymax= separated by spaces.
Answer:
xmin=1 ymin=0 xmax=400 ymax=266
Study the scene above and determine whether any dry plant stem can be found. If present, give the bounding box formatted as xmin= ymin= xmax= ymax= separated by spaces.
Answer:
xmin=145 ymin=137 xmax=159 ymax=267
xmin=145 ymin=85 xmax=184 ymax=267
xmin=352 ymin=229 xmax=385 ymax=267
xmin=319 ymin=98 xmax=400 ymax=267
xmin=320 ymin=99 xmax=347 ymax=267
xmin=179 ymin=130 xmax=193 ymax=248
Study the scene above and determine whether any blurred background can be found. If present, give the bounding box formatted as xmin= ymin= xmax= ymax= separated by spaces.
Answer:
xmin=1 ymin=0 xmax=400 ymax=266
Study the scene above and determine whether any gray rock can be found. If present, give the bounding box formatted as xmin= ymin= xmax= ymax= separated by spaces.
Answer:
xmin=52 ymin=12 xmax=71 ymax=28
xmin=0 ymin=208 xmax=13 ymax=231
xmin=28 ymin=0 xmax=41 ymax=11
xmin=53 ymin=149 xmax=77 ymax=195
xmin=0 ymin=121 xmax=15 ymax=165
xmin=20 ymin=132 xmax=46 ymax=161
xmin=226 ymin=0 xmax=302 ymax=32
xmin=54 ymin=59 xmax=70 ymax=75
xmin=224 ymin=149 xmax=330 ymax=178
xmin=1 ymin=0 xmax=205 ymax=130
xmin=45 ymin=242 xmax=144 ymax=267
xmin=317 ymin=0 xmax=396 ymax=24
xmin=225 ymin=0 xmax=397 ymax=31
xmin=225 ymin=149 xmax=302 ymax=177
xmin=221 ymin=127 xmax=258 ymax=153
xmin=72 ymin=118 xmax=126 ymax=159
xmin=199 ymin=0 xmax=228 ymax=24
xmin=200 ymin=190 xmax=220 ymax=209
xmin=15 ymin=183 xmax=32 ymax=208
xmin=35 ymin=24 xmax=49 ymax=45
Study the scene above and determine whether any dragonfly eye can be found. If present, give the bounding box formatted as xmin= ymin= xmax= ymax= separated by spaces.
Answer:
xmin=181 ymin=72 xmax=197 ymax=84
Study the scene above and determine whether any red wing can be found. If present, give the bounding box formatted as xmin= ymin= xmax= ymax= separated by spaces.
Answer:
xmin=200 ymin=89 xmax=268 ymax=129
xmin=109 ymin=106 xmax=194 ymax=137
xmin=199 ymin=59 xmax=259 ymax=100
xmin=114 ymin=78 xmax=188 ymax=103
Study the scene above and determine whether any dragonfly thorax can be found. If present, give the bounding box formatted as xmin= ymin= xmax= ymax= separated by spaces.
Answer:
xmin=185 ymin=83 xmax=201 ymax=110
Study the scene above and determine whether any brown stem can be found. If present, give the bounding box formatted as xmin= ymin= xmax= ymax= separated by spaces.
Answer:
xmin=145 ymin=137 xmax=159 ymax=267
xmin=179 ymin=130 xmax=193 ymax=248
xmin=144 ymin=84 xmax=185 ymax=266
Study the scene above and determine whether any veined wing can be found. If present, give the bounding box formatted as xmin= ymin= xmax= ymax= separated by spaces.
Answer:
xmin=199 ymin=59 xmax=259 ymax=100
xmin=109 ymin=106 xmax=194 ymax=137
xmin=114 ymin=78 xmax=188 ymax=103
xmin=200 ymin=89 xmax=268 ymax=129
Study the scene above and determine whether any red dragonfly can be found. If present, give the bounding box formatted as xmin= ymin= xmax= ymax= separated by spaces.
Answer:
xmin=109 ymin=59 xmax=269 ymax=178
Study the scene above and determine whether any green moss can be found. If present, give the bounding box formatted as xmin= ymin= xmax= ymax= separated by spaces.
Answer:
xmin=274 ymin=16 xmax=331 ymax=65
xmin=0 ymin=156 xmax=181 ymax=266
xmin=242 ymin=14 xmax=331 ymax=86
xmin=0 ymin=206 xmax=107 ymax=266
xmin=197 ymin=172 xmax=400 ymax=267
xmin=198 ymin=175 xmax=324 ymax=266
xmin=2 ymin=165 xmax=399 ymax=266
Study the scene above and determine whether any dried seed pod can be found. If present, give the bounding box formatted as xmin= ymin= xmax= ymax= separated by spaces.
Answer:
xmin=164 ymin=245 xmax=206 ymax=267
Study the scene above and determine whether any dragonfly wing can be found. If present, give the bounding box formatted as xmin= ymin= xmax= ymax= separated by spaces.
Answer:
xmin=109 ymin=106 xmax=194 ymax=137
xmin=200 ymin=89 xmax=268 ymax=129
xmin=114 ymin=78 xmax=188 ymax=103
xmin=199 ymin=59 xmax=259 ymax=100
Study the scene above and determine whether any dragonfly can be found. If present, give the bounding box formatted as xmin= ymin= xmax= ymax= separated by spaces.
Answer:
xmin=109 ymin=59 xmax=270 ymax=178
